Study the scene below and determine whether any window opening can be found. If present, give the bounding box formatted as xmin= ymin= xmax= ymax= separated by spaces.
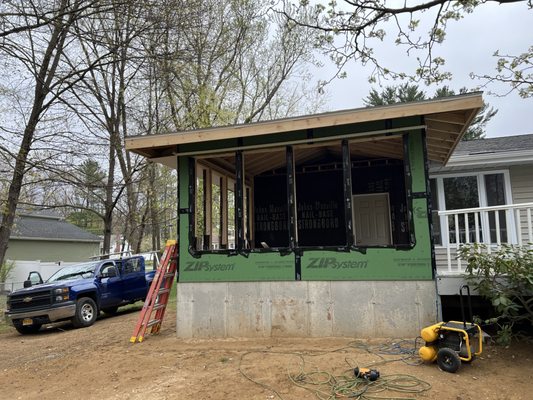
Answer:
xmin=193 ymin=155 xmax=236 ymax=252
xmin=485 ymin=173 xmax=508 ymax=242
xmin=443 ymin=176 xmax=480 ymax=243
xmin=294 ymin=142 xmax=346 ymax=247
xmin=193 ymin=153 xmax=255 ymax=253
xmin=191 ymin=135 xmax=414 ymax=253
xmin=211 ymin=172 xmax=222 ymax=249
xmin=248 ymin=148 xmax=289 ymax=249
xmin=244 ymin=186 xmax=251 ymax=248
xmin=195 ymin=164 xmax=209 ymax=250
xmin=431 ymin=171 xmax=512 ymax=246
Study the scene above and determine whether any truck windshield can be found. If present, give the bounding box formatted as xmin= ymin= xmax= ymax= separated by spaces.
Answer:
xmin=46 ymin=262 xmax=98 ymax=282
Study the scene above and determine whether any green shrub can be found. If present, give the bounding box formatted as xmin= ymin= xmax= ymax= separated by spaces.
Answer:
xmin=459 ymin=243 xmax=533 ymax=344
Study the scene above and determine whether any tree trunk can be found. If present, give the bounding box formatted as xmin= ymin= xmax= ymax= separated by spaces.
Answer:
xmin=0 ymin=0 xmax=72 ymax=269
xmin=102 ymin=140 xmax=116 ymax=256
xmin=0 ymin=118 xmax=39 ymax=268
xmin=134 ymin=206 xmax=149 ymax=254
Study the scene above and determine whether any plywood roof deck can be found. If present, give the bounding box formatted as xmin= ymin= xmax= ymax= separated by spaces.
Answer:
xmin=126 ymin=93 xmax=483 ymax=168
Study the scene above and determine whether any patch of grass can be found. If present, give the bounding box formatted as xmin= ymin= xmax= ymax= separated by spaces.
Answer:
xmin=0 ymin=294 xmax=12 ymax=334
xmin=0 ymin=322 xmax=12 ymax=334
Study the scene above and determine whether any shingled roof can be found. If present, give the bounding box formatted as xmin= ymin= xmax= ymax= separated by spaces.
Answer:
xmin=8 ymin=210 xmax=101 ymax=242
xmin=431 ymin=132 xmax=533 ymax=171
xmin=453 ymin=133 xmax=533 ymax=156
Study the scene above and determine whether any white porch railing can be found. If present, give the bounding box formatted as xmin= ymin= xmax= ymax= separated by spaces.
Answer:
xmin=437 ymin=202 xmax=533 ymax=274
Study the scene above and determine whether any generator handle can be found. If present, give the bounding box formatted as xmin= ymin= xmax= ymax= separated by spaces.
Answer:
xmin=459 ymin=284 xmax=473 ymax=328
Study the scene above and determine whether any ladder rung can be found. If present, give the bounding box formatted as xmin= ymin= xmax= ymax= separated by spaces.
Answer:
xmin=146 ymin=319 xmax=161 ymax=328
xmin=164 ymin=273 xmax=175 ymax=278
xmin=158 ymin=288 xmax=170 ymax=295
xmin=153 ymin=303 xmax=166 ymax=310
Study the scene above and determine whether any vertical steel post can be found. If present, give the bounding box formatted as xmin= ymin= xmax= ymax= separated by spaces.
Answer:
xmin=342 ymin=139 xmax=354 ymax=248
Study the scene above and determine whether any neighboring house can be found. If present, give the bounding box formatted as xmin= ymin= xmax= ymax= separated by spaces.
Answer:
xmin=126 ymin=92 xmax=483 ymax=338
xmin=429 ymin=134 xmax=533 ymax=296
xmin=3 ymin=209 xmax=101 ymax=286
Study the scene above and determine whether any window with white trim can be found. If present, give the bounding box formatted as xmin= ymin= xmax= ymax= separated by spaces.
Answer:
xmin=430 ymin=170 xmax=513 ymax=246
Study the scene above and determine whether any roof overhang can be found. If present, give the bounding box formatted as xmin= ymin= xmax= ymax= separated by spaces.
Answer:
xmin=126 ymin=93 xmax=483 ymax=168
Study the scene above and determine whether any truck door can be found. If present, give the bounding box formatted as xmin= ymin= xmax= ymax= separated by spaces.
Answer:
xmin=120 ymin=257 xmax=147 ymax=301
xmin=98 ymin=262 xmax=123 ymax=307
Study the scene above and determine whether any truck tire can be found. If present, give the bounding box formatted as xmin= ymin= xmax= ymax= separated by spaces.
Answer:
xmin=72 ymin=297 xmax=97 ymax=328
xmin=13 ymin=321 xmax=42 ymax=335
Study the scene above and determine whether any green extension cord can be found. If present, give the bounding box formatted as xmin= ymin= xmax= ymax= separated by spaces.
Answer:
xmin=238 ymin=339 xmax=432 ymax=400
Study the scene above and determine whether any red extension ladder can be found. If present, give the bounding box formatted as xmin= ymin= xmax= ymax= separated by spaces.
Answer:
xmin=130 ymin=240 xmax=178 ymax=343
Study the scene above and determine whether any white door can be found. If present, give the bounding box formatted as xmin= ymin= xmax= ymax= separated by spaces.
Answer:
xmin=353 ymin=193 xmax=392 ymax=246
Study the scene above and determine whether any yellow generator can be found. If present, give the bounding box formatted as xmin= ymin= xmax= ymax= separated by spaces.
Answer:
xmin=419 ymin=285 xmax=483 ymax=373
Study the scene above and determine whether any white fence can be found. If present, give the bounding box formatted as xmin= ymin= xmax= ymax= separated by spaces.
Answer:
xmin=1 ymin=260 xmax=78 ymax=292
xmin=437 ymin=202 xmax=533 ymax=274
xmin=0 ymin=252 xmax=160 ymax=293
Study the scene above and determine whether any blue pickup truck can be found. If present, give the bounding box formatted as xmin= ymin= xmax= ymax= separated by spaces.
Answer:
xmin=4 ymin=256 xmax=155 ymax=334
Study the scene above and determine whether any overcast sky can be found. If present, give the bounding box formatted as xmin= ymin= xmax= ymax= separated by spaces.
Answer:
xmin=314 ymin=1 xmax=532 ymax=138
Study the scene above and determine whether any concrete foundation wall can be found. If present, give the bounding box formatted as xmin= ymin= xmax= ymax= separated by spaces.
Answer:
xmin=176 ymin=281 xmax=437 ymax=338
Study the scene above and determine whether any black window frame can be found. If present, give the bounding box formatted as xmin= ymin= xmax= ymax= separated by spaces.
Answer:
xmin=187 ymin=135 xmax=417 ymax=258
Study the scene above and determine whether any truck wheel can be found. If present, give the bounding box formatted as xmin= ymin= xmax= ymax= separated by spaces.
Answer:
xmin=13 ymin=321 xmax=42 ymax=335
xmin=101 ymin=306 xmax=118 ymax=315
xmin=437 ymin=347 xmax=461 ymax=373
xmin=72 ymin=297 xmax=97 ymax=328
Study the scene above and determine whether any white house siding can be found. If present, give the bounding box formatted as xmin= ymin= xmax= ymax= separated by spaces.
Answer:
xmin=435 ymin=247 xmax=458 ymax=275
xmin=510 ymin=165 xmax=533 ymax=245
xmin=6 ymin=240 xmax=100 ymax=263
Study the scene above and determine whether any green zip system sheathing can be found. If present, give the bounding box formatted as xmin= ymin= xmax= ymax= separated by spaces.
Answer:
xmin=177 ymin=129 xmax=431 ymax=282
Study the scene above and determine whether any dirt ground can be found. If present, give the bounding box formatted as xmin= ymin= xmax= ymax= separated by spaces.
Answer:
xmin=1 ymin=307 xmax=532 ymax=400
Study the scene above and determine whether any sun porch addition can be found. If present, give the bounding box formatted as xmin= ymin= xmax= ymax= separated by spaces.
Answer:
xmin=124 ymin=95 xmax=484 ymax=337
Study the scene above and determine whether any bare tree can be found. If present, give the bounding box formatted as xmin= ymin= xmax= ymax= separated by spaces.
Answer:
xmin=0 ymin=0 xmax=111 ymax=269
xmin=62 ymin=0 xmax=160 ymax=253
xmin=120 ymin=0 xmax=321 ymax=250
xmin=131 ymin=37 xmax=178 ymax=250
xmin=0 ymin=0 xmax=323 ymax=264
xmin=155 ymin=0 xmax=320 ymax=131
